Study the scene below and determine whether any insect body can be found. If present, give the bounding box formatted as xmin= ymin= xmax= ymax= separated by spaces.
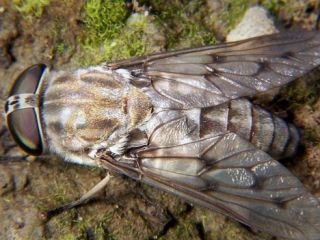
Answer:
xmin=4 ymin=31 xmax=320 ymax=239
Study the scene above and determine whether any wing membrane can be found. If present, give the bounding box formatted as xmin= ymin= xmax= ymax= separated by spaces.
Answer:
xmin=101 ymin=31 xmax=320 ymax=239
xmin=109 ymin=31 xmax=320 ymax=109
xmin=137 ymin=132 xmax=320 ymax=240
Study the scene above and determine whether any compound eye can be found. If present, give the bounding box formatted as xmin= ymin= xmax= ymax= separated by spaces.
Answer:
xmin=9 ymin=64 xmax=47 ymax=95
xmin=6 ymin=64 xmax=47 ymax=155
xmin=7 ymin=108 xmax=42 ymax=155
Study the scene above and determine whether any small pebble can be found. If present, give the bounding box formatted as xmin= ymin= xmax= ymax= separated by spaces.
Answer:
xmin=227 ymin=6 xmax=278 ymax=42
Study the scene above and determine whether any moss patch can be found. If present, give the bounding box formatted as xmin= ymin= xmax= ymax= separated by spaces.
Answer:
xmin=83 ymin=0 xmax=128 ymax=47
xmin=260 ymin=0 xmax=318 ymax=28
xmin=12 ymin=0 xmax=50 ymax=18
xmin=55 ymin=209 xmax=115 ymax=240
xmin=218 ymin=0 xmax=255 ymax=32
xmin=78 ymin=0 xmax=218 ymax=66
xmin=260 ymin=0 xmax=287 ymax=13
xmin=79 ymin=0 xmax=166 ymax=66
xmin=276 ymin=79 xmax=320 ymax=110
xmin=80 ymin=0 xmax=161 ymax=65
xmin=159 ymin=221 xmax=200 ymax=240
xmin=142 ymin=0 xmax=217 ymax=49
xmin=80 ymin=11 xmax=165 ymax=65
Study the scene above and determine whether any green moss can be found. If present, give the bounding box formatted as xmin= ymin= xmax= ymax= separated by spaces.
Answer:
xmin=52 ymin=22 xmax=73 ymax=59
xmin=158 ymin=221 xmax=200 ymax=240
xmin=79 ymin=0 xmax=217 ymax=66
xmin=61 ymin=233 xmax=77 ymax=240
xmin=48 ymin=209 xmax=78 ymax=238
xmin=260 ymin=0 xmax=287 ymax=13
xmin=162 ymin=10 xmax=217 ymax=50
xmin=87 ymin=211 xmax=115 ymax=240
xmin=12 ymin=0 xmax=50 ymax=18
xmin=276 ymin=79 xmax=320 ymax=109
xmin=81 ymin=14 xmax=154 ymax=65
xmin=49 ymin=209 xmax=115 ymax=240
xmin=260 ymin=0 xmax=313 ymax=25
xmin=54 ymin=41 xmax=68 ymax=56
xmin=79 ymin=0 xmax=132 ymax=65
xmin=219 ymin=0 xmax=255 ymax=31
xmin=84 ymin=0 xmax=128 ymax=46
xmin=260 ymin=0 xmax=298 ymax=17
xmin=143 ymin=0 xmax=217 ymax=49
xmin=302 ymin=129 xmax=320 ymax=145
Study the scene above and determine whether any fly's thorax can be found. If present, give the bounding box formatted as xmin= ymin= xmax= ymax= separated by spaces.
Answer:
xmin=41 ymin=66 xmax=152 ymax=165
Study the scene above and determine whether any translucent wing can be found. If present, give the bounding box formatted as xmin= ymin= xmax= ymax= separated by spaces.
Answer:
xmin=98 ymin=31 xmax=320 ymax=239
xmin=134 ymin=132 xmax=320 ymax=240
xmin=109 ymin=31 xmax=320 ymax=109
xmin=97 ymin=120 xmax=319 ymax=240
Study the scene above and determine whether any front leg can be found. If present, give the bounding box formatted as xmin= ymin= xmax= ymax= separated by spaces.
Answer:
xmin=46 ymin=172 xmax=112 ymax=219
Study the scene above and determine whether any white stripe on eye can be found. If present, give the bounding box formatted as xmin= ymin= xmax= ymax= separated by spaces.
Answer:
xmin=5 ymin=94 xmax=38 ymax=115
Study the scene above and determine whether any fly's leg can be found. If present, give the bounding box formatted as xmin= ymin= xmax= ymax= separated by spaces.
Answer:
xmin=45 ymin=172 xmax=112 ymax=219
xmin=44 ymin=151 xmax=140 ymax=219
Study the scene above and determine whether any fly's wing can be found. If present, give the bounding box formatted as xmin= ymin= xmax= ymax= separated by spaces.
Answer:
xmin=109 ymin=31 xmax=320 ymax=109
xmin=135 ymin=132 xmax=320 ymax=240
xmin=100 ymin=31 xmax=320 ymax=239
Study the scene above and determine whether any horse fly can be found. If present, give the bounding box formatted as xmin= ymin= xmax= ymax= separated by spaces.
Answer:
xmin=3 ymin=31 xmax=320 ymax=240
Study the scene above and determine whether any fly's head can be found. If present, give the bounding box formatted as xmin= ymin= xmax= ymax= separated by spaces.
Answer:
xmin=3 ymin=64 xmax=107 ymax=166
xmin=4 ymin=64 xmax=48 ymax=156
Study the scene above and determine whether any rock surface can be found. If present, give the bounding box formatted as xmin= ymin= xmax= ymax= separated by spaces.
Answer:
xmin=226 ymin=6 xmax=278 ymax=42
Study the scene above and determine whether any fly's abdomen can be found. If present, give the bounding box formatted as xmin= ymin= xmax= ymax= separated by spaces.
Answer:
xmin=201 ymin=99 xmax=299 ymax=159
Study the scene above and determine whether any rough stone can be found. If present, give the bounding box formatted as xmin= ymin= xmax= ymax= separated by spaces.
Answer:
xmin=227 ymin=6 xmax=278 ymax=42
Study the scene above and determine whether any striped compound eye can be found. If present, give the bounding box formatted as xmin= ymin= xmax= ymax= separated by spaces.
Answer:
xmin=5 ymin=64 xmax=47 ymax=156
